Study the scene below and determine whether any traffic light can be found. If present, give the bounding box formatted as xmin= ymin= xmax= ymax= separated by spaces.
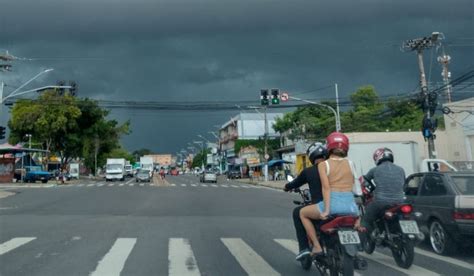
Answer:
xmin=260 ymin=89 xmax=269 ymax=106
xmin=271 ymin=89 xmax=280 ymax=104
xmin=57 ymin=81 xmax=65 ymax=96
xmin=69 ymin=81 xmax=77 ymax=96
xmin=0 ymin=126 xmax=6 ymax=140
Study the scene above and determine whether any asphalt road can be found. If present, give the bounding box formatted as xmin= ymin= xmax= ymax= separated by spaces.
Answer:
xmin=0 ymin=174 xmax=473 ymax=276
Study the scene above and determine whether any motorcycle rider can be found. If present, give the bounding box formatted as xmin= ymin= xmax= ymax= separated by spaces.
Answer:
xmin=284 ymin=142 xmax=327 ymax=260
xmin=299 ymin=132 xmax=360 ymax=257
xmin=361 ymin=148 xmax=405 ymax=236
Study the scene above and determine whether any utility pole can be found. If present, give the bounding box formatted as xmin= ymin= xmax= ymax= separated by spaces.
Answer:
xmin=263 ymin=105 xmax=269 ymax=182
xmin=402 ymin=32 xmax=444 ymax=159
xmin=438 ymin=52 xmax=452 ymax=103
xmin=335 ymin=83 xmax=341 ymax=132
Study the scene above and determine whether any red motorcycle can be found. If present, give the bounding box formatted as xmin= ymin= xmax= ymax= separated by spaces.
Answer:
xmin=359 ymin=176 xmax=424 ymax=269
xmin=292 ymin=188 xmax=367 ymax=276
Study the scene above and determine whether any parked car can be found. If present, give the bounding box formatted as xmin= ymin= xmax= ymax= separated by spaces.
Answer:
xmin=22 ymin=166 xmax=51 ymax=183
xmin=200 ymin=170 xmax=217 ymax=183
xmin=404 ymin=172 xmax=474 ymax=255
xmin=227 ymin=169 xmax=241 ymax=179
xmin=136 ymin=169 xmax=151 ymax=182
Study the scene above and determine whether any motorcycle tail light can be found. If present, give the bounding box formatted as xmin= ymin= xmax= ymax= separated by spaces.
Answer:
xmin=453 ymin=211 xmax=474 ymax=220
xmin=321 ymin=216 xmax=358 ymax=234
xmin=400 ymin=205 xmax=413 ymax=214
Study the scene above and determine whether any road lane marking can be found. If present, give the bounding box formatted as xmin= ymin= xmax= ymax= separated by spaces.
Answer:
xmin=139 ymin=183 xmax=144 ymax=187
xmin=201 ymin=184 xmax=208 ymax=187
xmin=87 ymin=184 xmax=94 ymax=187
xmin=221 ymin=184 xmax=229 ymax=188
xmin=98 ymin=183 xmax=105 ymax=187
xmin=119 ymin=183 xmax=125 ymax=187
xmin=170 ymin=183 xmax=176 ymax=186
xmin=181 ymin=184 xmax=187 ymax=187
xmin=108 ymin=184 xmax=114 ymax=187
xmin=414 ymin=248 xmax=474 ymax=271
xmin=361 ymin=252 xmax=439 ymax=276
xmin=191 ymin=184 xmax=197 ymax=187
xmin=0 ymin=237 xmax=37 ymax=255
xmin=230 ymin=185 xmax=239 ymax=188
xmin=241 ymin=185 xmax=251 ymax=188
xmin=169 ymin=238 xmax=201 ymax=276
xmin=128 ymin=183 xmax=134 ymax=187
xmin=90 ymin=238 xmax=136 ymax=276
xmin=77 ymin=184 xmax=84 ymax=187
xmin=273 ymin=238 xmax=360 ymax=276
xmin=211 ymin=184 xmax=218 ymax=187
xmin=221 ymin=238 xmax=280 ymax=276
xmin=126 ymin=178 xmax=134 ymax=185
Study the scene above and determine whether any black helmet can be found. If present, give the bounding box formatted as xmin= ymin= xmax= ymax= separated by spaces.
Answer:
xmin=373 ymin=147 xmax=394 ymax=165
xmin=307 ymin=142 xmax=327 ymax=164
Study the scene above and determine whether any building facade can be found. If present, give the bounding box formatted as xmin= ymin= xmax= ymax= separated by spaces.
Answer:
xmin=219 ymin=112 xmax=282 ymax=167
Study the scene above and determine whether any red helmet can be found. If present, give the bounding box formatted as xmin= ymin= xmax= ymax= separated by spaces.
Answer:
xmin=326 ymin=132 xmax=350 ymax=153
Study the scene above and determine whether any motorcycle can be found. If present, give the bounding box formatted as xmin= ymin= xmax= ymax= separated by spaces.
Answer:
xmin=359 ymin=176 xmax=424 ymax=269
xmin=291 ymin=187 xmax=367 ymax=276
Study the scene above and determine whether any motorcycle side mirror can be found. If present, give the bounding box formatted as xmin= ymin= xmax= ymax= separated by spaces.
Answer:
xmin=287 ymin=175 xmax=294 ymax=182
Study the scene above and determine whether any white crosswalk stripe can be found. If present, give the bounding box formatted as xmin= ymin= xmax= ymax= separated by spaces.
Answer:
xmin=90 ymin=238 xmax=136 ymax=276
xmin=274 ymin=239 xmax=363 ymax=276
xmin=221 ymin=238 xmax=280 ymax=276
xmin=0 ymin=237 xmax=36 ymax=255
xmin=169 ymin=238 xmax=201 ymax=276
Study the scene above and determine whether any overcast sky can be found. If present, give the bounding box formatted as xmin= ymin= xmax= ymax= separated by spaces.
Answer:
xmin=1 ymin=0 xmax=473 ymax=153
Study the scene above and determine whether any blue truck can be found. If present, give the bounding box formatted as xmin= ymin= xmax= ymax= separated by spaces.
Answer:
xmin=23 ymin=166 xmax=51 ymax=183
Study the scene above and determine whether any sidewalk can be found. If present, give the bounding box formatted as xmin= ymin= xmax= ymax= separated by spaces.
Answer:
xmin=234 ymin=178 xmax=286 ymax=190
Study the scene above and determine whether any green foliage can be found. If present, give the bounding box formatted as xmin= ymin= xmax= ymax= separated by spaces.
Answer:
xmin=273 ymin=85 xmax=429 ymax=137
xmin=192 ymin=148 xmax=211 ymax=168
xmin=8 ymin=90 xmax=130 ymax=173
xmin=234 ymin=139 xmax=280 ymax=157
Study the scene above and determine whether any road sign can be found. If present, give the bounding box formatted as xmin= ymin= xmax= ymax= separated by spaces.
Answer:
xmin=281 ymin=92 xmax=289 ymax=102
xmin=264 ymin=154 xmax=270 ymax=160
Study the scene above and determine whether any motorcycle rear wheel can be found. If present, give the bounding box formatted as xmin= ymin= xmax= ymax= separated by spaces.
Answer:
xmin=330 ymin=244 xmax=355 ymax=276
xmin=300 ymin=255 xmax=312 ymax=270
xmin=391 ymin=238 xmax=414 ymax=269
xmin=362 ymin=232 xmax=376 ymax=254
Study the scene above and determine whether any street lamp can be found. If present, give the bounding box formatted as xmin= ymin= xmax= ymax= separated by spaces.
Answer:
xmin=289 ymin=96 xmax=341 ymax=132
xmin=25 ymin=134 xmax=32 ymax=149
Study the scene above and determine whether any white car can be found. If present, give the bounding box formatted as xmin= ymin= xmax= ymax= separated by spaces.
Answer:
xmin=200 ymin=171 xmax=217 ymax=183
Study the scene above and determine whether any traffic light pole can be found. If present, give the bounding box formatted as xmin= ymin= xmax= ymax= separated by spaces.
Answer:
xmin=417 ymin=50 xmax=436 ymax=159
xmin=263 ymin=105 xmax=269 ymax=182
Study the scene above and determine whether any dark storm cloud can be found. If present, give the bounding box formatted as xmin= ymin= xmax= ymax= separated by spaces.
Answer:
xmin=1 ymin=0 xmax=473 ymax=153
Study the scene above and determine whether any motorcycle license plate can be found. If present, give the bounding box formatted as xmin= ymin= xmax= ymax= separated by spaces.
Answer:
xmin=338 ymin=230 xmax=360 ymax=245
xmin=399 ymin=220 xmax=420 ymax=234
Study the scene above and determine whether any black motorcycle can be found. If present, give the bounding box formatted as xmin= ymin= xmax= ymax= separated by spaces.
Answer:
xmin=359 ymin=176 xmax=424 ymax=269
xmin=292 ymin=188 xmax=367 ymax=276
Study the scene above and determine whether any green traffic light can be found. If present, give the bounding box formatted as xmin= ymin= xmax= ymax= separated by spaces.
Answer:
xmin=272 ymin=98 xmax=279 ymax=105
xmin=261 ymin=99 xmax=269 ymax=106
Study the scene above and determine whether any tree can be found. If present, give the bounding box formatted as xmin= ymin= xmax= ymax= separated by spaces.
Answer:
xmin=8 ymin=90 xmax=81 ymax=167
xmin=132 ymin=148 xmax=153 ymax=161
xmin=8 ymin=91 xmax=130 ymax=173
xmin=192 ymin=148 xmax=211 ymax=169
